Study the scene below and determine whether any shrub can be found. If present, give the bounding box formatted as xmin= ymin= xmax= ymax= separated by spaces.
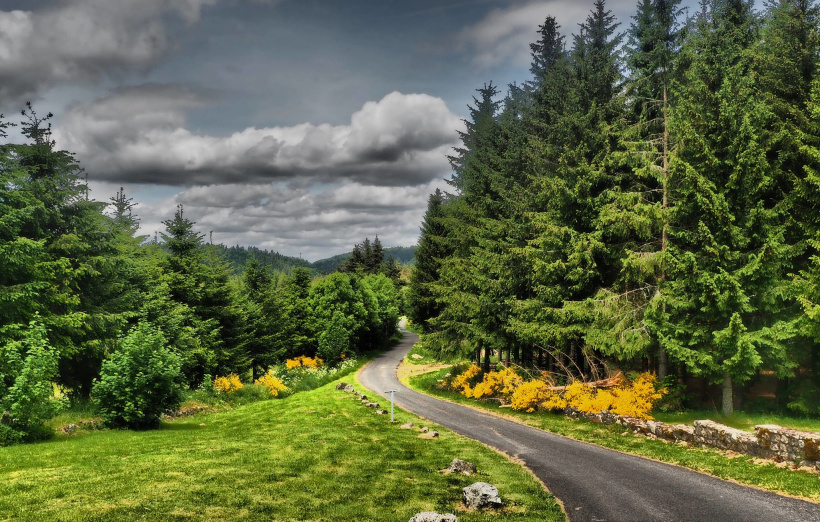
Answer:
xmin=285 ymin=355 xmax=323 ymax=370
xmin=255 ymin=372 xmax=287 ymax=397
xmin=450 ymin=364 xmax=482 ymax=398
xmin=93 ymin=322 xmax=184 ymax=430
xmin=609 ymin=373 xmax=665 ymax=419
xmin=0 ymin=319 xmax=62 ymax=444
xmin=213 ymin=374 xmax=243 ymax=394
xmin=472 ymin=368 xmax=523 ymax=400
xmin=511 ymin=380 xmax=552 ymax=412
xmin=317 ymin=311 xmax=351 ymax=364
xmin=451 ymin=361 xmax=665 ymax=420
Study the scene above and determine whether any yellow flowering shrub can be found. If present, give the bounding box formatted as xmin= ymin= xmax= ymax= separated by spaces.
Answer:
xmin=609 ymin=373 xmax=665 ymax=420
xmin=449 ymin=363 xmax=665 ymax=420
xmin=285 ymin=355 xmax=323 ymax=369
xmin=450 ymin=364 xmax=482 ymax=398
xmin=541 ymin=391 xmax=568 ymax=411
xmin=254 ymin=372 xmax=287 ymax=397
xmin=213 ymin=374 xmax=243 ymax=394
xmin=472 ymin=368 xmax=524 ymax=400
xmin=510 ymin=380 xmax=551 ymax=412
xmin=562 ymin=381 xmax=593 ymax=411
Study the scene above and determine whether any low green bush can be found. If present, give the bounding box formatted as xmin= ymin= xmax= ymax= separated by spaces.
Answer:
xmin=93 ymin=322 xmax=185 ymax=430
xmin=0 ymin=319 xmax=62 ymax=445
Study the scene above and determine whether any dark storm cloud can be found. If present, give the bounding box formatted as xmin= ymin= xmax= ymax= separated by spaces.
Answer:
xmin=54 ymin=86 xmax=463 ymax=188
xmin=0 ymin=0 xmax=217 ymax=106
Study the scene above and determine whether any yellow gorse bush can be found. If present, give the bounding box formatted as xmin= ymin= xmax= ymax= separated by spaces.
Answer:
xmin=254 ymin=372 xmax=287 ymax=397
xmin=609 ymin=373 xmax=665 ymax=419
xmin=285 ymin=355 xmax=323 ymax=369
xmin=449 ymin=364 xmax=665 ymax=420
xmin=472 ymin=368 xmax=523 ymax=400
xmin=213 ymin=373 xmax=243 ymax=394
xmin=510 ymin=380 xmax=551 ymax=412
xmin=450 ymin=364 xmax=481 ymax=397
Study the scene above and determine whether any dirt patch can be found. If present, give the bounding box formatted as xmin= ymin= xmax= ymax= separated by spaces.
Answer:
xmin=397 ymin=361 xmax=451 ymax=385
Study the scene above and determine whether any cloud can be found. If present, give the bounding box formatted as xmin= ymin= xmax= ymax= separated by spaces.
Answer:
xmin=54 ymin=86 xmax=463 ymax=187
xmin=89 ymin=179 xmax=450 ymax=260
xmin=455 ymin=0 xmax=619 ymax=69
xmin=0 ymin=0 xmax=218 ymax=104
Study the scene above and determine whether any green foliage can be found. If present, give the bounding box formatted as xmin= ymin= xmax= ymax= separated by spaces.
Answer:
xmin=93 ymin=322 xmax=184 ymax=430
xmin=413 ymin=0 xmax=820 ymax=417
xmin=317 ymin=311 xmax=351 ymax=363
xmin=0 ymin=319 xmax=62 ymax=444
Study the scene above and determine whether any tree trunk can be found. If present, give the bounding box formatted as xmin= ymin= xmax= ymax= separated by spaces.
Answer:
xmin=656 ymin=85 xmax=670 ymax=381
xmin=482 ymin=342 xmax=490 ymax=373
xmin=658 ymin=345 xmax=668 ymax=380
xmin=722 ymin=371 xmax=733 ymax=415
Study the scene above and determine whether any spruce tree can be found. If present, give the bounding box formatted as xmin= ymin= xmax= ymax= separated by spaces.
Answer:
xmin=409 ymin=189 xmax=450 ymax=331
xmin=649 ymin=0 xmax=794 ymax=414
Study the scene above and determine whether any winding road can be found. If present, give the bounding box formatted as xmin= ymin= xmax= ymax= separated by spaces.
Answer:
xmin=358 ymin=329 xmax=820 ymax=522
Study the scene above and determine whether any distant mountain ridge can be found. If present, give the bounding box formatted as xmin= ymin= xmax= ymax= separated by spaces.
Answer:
xmin=311 ymin=246 xmax=416 ymax=274
xmin=213 ymin=244 xmax=416 ymax=275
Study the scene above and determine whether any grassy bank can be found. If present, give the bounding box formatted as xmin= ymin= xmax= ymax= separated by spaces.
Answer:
xmin=655 ymin=410 xmax=820 ymax=434
xmin=0 ymin=375 xmax=564 ymax=521
xmin=409 ymin=368 xmax=820 ymax=503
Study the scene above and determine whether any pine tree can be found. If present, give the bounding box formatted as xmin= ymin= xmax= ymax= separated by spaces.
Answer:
xmin=409 ymin=189 xmax=451 ymax=331
xmin=649 ymin=0 xmax=794 ymax=414
xmin=759 ymin=0 xmax=820 ymax=413
xmin=369 ymin=236 xmax=385 ymax=273
xmin=584 ymin=0 xmax=682 ymax=376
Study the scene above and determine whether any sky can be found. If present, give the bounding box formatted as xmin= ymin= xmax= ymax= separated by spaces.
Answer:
xmin=0 ymin=0 xmax=695 ymax=261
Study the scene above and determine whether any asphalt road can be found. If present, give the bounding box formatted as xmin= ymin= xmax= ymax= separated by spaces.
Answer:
xmin=358 ymin=329 xmax=820 ymax=522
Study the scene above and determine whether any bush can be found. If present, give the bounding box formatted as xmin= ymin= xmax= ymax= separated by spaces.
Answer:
xmin=213 ymin=374 xmax=243 ymax=394
xmin=254 ymin=372 xmax=287 ymax=397
xmin=285 ymin=355 xmax=323 ymax=369
xmin=449 ymin=364 xmax=482 ymax=397
xmin=0 ymin=319 xmax=62 ymax=444
xmin=451 ymin=363 xmax=665 ymax=420
xmin=511 ymin=381 xmax=552 ymax=412
xmin=93 ymin=322 xmax=184 ymax=430
xmin=472 ymin=368 xmax=523 ymax=400
xmin=317 ymin=311 xmax=351 ymax=364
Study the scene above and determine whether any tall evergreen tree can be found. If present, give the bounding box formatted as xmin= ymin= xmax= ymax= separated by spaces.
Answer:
xmin=409 ymin=189 xmax=451 ymax=331
xmin=649 ymin=0 xmax=794 ymax=414
xmin=759 ymin=0 xmax=820 ymax=413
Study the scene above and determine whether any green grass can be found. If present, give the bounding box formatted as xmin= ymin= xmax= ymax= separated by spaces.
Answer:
xmin=655 ymin=410 xmax=820 ymax=433
xmin=0 ymin=375 xmax=564 ymax=521
xmin=409 ymin=368 xmax=820 ymax=503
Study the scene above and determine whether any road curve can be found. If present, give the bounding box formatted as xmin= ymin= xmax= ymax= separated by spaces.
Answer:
xmin=358 ymin=329 xmax=820 ymax=522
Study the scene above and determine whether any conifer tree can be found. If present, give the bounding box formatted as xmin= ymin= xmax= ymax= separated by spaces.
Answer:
xmin=649 ymin=0 xmax=794 ymax=414
xmin=409 ymin=189 xmax=450 ymax=331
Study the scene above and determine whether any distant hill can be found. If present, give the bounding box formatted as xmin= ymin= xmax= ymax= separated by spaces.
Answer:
xmin=311 ymin=246 xmax=417 ymax=274
xmin=212 ymin=244 xmax=312 ymax=274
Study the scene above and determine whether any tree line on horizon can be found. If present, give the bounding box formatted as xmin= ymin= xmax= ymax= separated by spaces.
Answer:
xmin=0 ymin=108 xmax=400 ymax=443
xmin=408 ymin=0 xmax=820 ymax=415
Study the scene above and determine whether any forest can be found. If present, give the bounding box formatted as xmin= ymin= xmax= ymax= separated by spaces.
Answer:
xmin=408 ymin=0 xmax=820 ymax=416
xmin=0 ymin=108 xmax=402 ymax=443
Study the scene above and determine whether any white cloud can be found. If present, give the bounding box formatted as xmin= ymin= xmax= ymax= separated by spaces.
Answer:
xmin=456 ymin=0 xmax=626 ymax=69
xmin=90 ymin=179 xmax=450 ymax=260
xmin=0 ymin=0 xmax=218 ymax=104
xmin=54 ymin=86 xmax=463 ymax=187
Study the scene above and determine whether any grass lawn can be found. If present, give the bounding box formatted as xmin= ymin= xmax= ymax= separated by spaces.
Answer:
xmin=655 ymin=410 xmax=820 ymax=434
xmin=0 ymin=375 xmax=564 ymax=521
xmin=409 ymin=367 xmax=820 ymax=503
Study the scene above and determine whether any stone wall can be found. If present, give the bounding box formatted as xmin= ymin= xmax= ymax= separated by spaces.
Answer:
xmin=564 ymin=407 xmax=820 ymax=469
